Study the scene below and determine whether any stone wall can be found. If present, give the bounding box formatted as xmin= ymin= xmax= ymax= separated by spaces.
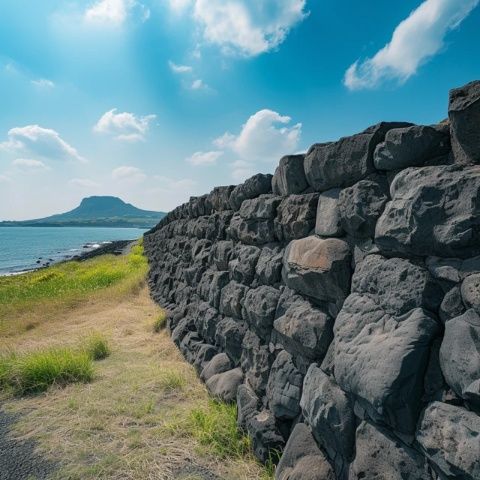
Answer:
xmin=144 ymin=80 xmax=480 ymax=480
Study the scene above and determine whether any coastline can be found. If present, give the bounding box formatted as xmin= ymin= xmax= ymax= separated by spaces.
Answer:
xmin=0 ymin=240 xmax=136 ymax=277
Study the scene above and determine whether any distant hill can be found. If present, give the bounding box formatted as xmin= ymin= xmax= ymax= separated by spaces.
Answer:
xmin=0 ymin=196 xmax=166 ymax=228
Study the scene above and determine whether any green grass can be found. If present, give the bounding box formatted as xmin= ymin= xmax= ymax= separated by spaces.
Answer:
xmin=0 ymin=348 xmax=94 ymax=395
xmin=152 ymin=311 xmax=167 ymax=333
xmin=180 ymin=400 xmax=252 ymax=459
xmin=0 ymin=241 xmax=147 ymax=335
xmin=0 ymin=242 xmax=147 ymax=307
xmin=158 ymin=368 xmax=187 ymax=392
xmin=83 ymin=333 xmax=111 ymax=361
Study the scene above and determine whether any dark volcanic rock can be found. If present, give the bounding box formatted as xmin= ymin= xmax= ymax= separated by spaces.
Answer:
xmin=200 ymin=353 xmax=232 ymax=382
xmin=416 ymin=401 xmax=480 ymax=479
xmin=215 ymin=317 xmax=247 ymax=365
xmin=338 ymin=174 xmax=390 ymax=238
xmin=304 ymin=122 xmax=411 ymax=192
xmin=300 ymin=365 xmax=355 ymax=465
xmin=334 ymin=294 xmax=439 ymax=434
xmin=283 ymin=236 xmax=351 ymax=307
xmin=273 ymin=298 xmax=333 ymax=369
xmin=229 ymin=173 xmax=273 ymax=211
xmin=376 ymin=165 xmax=480 ymax=258
xmin=274 ymin=194 xmax=318 ymax=241
xmin=374 ymin=124 xmax=450 ymax=170
xmin=461 ymin=273 xmax=480 ymax=313
xmin=449 ymin=80 xmax=480 ymax=165
xmin=315 ymin=188 xmax=343 ymax=237
xmin=219 ymin=281 xmax=248 ymax=319
xmin=205 ymin=367 xmax=244 ymax=403
xmin=351 ymin=254 xmax=442 ymax=315
xmin=243 ymin=285 xmax=281 ymax=341
xmin=272 ymin=155 xmax=308 ymax=196
xmin=229 ymin=245 xmax=261 ymax=285
xmin=275 ymin=423 xmax=335 ymax=480
xmin=351 ymin=421 xmax=433 ymax=480
xmin=255 ymin=246 xmax=284 ymax=286
xmin=439 ymin=309 xmax=480 ymax=408
xmin=266 ymin=350 xmax=303 ymax=420
xmin=241 ymin=330 xmax=273 ymax=398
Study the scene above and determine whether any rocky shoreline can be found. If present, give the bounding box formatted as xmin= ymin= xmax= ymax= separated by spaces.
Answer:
xmin=3 ymin=240 xmax=135 ymax=277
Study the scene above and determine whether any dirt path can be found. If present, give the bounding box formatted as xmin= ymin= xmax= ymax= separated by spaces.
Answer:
xmin=1 ymin=285 xmax=266 ymax=480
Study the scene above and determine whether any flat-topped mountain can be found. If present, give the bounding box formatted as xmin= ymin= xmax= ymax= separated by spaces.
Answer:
xmin=1 ymin=196 xmax=165 ymax=228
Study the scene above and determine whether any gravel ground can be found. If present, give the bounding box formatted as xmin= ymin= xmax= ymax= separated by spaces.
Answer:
xmin=0 ymin=409 xmax=56 ymax=480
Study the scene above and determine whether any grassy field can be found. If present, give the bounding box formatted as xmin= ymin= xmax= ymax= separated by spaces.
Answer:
xmin=0 ymin=245 xmax=270 ymax=479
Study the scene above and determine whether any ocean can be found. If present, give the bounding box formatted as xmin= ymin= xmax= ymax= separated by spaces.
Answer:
xmin=0 ymin=227 xmax=147 ymax=275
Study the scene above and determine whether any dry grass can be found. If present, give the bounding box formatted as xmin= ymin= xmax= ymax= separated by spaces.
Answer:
xmin=1 ymin=274 xmax=269 ymax=479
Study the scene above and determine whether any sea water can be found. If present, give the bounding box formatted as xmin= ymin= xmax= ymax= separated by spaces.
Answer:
xmin=0 ymin=227 xmax=146 ymax=275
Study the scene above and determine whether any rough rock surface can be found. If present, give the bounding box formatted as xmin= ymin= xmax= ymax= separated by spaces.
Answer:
xmin=144 ymin=80 xmax=480 ymax=479
xmin=304 ymin=122 xmax=411 ymax=191
xmin=282 ymin=236 xmax=351 ymax=307
xmin=272 ymin=155 xmax=308 ymax=196
xmin=416 ymin=401 xmax=480 ymax=479
xmin=275 ymin=423 xmax=335 ymax=480
xmin=374 ymin=124 xmax=450 ymax=170
xmin=376 ymin=165 xmax=480 ymax=258
xmin=449 ymin=80 xmax=480 ymax=165
xmin=439 ymin=309 xmax=480 ymax=408
xmin=351 ymin=421 xmax=433 ymax=480
xmin=300 ymin=365 xmax=355 ymax=468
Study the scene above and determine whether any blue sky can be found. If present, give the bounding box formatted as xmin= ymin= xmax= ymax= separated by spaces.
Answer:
xmin=0 ymin=0 xmax=479 ymax=220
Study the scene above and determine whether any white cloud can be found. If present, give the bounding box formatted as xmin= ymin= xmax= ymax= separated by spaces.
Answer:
xmin=69 ymin=178 xmax=101 ymax=188
xmin=214 ymin=109 xmax=301 ymax=161
xmin=0 ymin=125 xmax=86 ymax=163
xmin=186 ymin=150 xmax=223 ymax=166
xmin=0 ymin=175 xmax=12 ymax=184
xmin=31 ymin=79 xmax=55 ymax=89
xmin=169 ymin=60 xmax=193 ymax=74
xmin=190 ymin=78 xmax=209 ymax=90
xmin=12 ymin=158 xmax=49 ymax=170
xmin=112 ymin=165 xmax=147 ymax=183
xmin=153 ymin=175 xmax=197 ymax=190
xmin=94 ymin=109 xmax=156 ymax=142
xmin=344 ymin=0 xmax=479 ymax=90
xmin=231 ymin=159 xmax=255 ymax=182
xmin=168 ymin=0 xmax=193 ymax=14
xmin=84 ymin=0 xmax=149 ymax=26
xmin=192 ymin=0 xmax=307 ymax=56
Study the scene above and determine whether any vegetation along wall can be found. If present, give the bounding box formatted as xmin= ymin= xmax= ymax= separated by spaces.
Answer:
xmin=144 ymin=80 xmax=480 ymax=480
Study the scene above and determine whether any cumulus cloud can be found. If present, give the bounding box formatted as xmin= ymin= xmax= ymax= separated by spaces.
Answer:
xmin=168 ymin=0 xmax=192 ymax=14
xmin=186 ymin=150 xmax=223 ymax=166
xmin=94 ymin=109 xmax=156 ymax=142
xmin=0 ymin=125 xmax=86 ymax=163
xmin=190 ymin=78 xmax=208 ymax=90
xmin=0 ymin=175 xmax=12 ymax=184
xmin=153 ymin=175 xmax=197 ymax=190
xmin=69 ymin=178 xmax=101 ymax=188
xmin=168 ymin=0 xmax=307 ymax=56
xmin=31 ymin=79 xmax=55 ymax=89
xmin=84 ymin=0 xmax=149 ymax=26
xmin=214 ymin=109 xmax=301 ymax=161
xmin=112 ymin=165 xmax=147 ymax=183
xmin=169 ymin=61 xmax=193 ymax=74
xmin=12 ymin=158 xmax=49 ymax=170
xmin=230 ymin=159 xmax=255 ymax=182
xmin=344 ymin=0 xmax=479 ymax=90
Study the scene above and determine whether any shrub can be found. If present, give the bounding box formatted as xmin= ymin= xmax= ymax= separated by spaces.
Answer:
xmin=152 ymin=312 xmax=167 ymax=333
xmin=0 ymin=348 xmax=94 ymax=395
xmin=83 ymin=333 xmax=111 ymax=361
